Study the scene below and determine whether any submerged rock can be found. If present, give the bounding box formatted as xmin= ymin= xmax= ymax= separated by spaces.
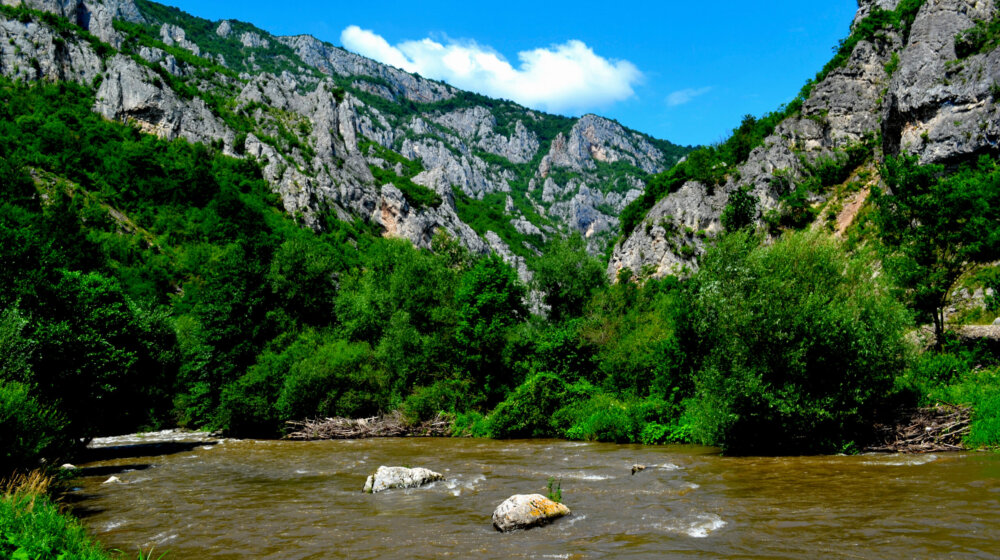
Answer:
xmin=102 ymin=476 xmax=122 ymax=484
xmin=492 ymin=494 xmax=571 ymax=532
xmin=362 ymin=466 xmax=444 ymax=493
xmin=631 ymin=464 xmax=646 ymax=475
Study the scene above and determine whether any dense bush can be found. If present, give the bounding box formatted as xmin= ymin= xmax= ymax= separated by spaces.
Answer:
xmin=720 ymin=186 xmax=758 ymax=232
xmin=531 ymin=234 xmax=607 ymax=323
xmin=488 ymin=372 xmax=578 ymax=438
xmin=683 ymin=231 xmax=912 ymax=453
xmin=0 ymin=382 xmax=64 ymax=473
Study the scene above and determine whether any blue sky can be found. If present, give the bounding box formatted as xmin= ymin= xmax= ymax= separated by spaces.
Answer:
xmin=157 ymin=1 xmax=859 ymax=147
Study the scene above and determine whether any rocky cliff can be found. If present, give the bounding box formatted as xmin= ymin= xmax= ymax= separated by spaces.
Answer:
xmin=0 ymin=0 xmax=690 ymax=279
xmin=609 ymin=0 xmax=999 ymax=279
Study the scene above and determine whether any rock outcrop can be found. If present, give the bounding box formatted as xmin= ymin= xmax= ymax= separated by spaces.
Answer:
xmin=362 ymin=466 xmax=444 ymax=493
xmin=609 ymin=0 xmax=1000 ymax=279
xmin=491 ymin=494 xmax=571 ymax=532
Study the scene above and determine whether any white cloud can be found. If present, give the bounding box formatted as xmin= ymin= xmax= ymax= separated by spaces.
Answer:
xmin=666 ymin=87 xmax=712 ymax=107
xmin=340 ymin=25 xmax=642 ymax=114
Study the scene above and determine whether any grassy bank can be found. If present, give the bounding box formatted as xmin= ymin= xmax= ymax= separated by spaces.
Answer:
xmin=0 ymin=472 xmax=116 ymax=560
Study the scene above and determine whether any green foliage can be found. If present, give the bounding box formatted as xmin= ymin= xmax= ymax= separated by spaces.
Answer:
xmin=450 ymin=410 xmax=490 ymax=438
xmin=683 ymin=231 xmax=912 ymax=454
xmin=488 ymin=372 xmax=577 ymax=438
xmin=276 ymin=338 xmax=383 ymax=420
xmin=546 ymin=477 xmax=562 ymax=502
xmin=531 ymin=234 xmax=607 ymax=323
xmin=884 ymin=52 xmax=901 ymax=76
xmin=451 ymin=189 xmax=543 ymax=257
xmin=559 ymin=394 xmax=671 ymax=443
xmin=0 ymin=480 xmax=113 ymax=560
xmin=401 ymin=378 xmax=472 ymax=423
xmin=766 ymin=142 xmax=870 ymax=233
xmin=874 ymin=155 xmax=1000 ymax=341
xmin=983 ymin=268 xmax=1000 ymax=312
xmin=639 ymin=421 xmax=692 ymax=445
xmin=455 ymin=255 xmax=528 ymax=401
xmin=955 ymin=12 xmax=1000 ymax=59
xmin=900 ymin=341 xmax=1000 ymax=448
xmin=0 ymin=382 xmax=64 ymax=474
xmin=579 ymin=276 xmax=687 ymax=397
xmin=267 ymin=235 xmax=342 ymax=326
xmin=720 ymin=186 xmax=758 ymax=232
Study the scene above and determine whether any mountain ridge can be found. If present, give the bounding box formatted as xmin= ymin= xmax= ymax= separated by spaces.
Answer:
xmin=0 ymin=0 xmax=691 ymax=280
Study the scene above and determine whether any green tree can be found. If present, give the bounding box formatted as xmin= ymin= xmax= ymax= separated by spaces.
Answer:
xmin=720 ymin=185 xmax=758 ymax=232
xmin=267 ymin=235 xmax=341 ymax=326
xmin=874 ymin=155 xmax=1000 ymax=344
xmin=684 ymin=231 xmax=911 ymax=454
xmin=455 ymin=254 xmax=527 ymax=400
xmin=532 ymin=234 xmax=607 ymax=323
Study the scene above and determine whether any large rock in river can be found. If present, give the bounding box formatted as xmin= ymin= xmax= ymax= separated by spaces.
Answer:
xmin=362 ymin=466 xmax=444 ymax=493
xmin=492 ymin=494 xmax=571 ymax=532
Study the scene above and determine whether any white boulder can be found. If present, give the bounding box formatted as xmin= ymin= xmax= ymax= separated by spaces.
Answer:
xmin=362 ymin=466 xmax=444 ymax=493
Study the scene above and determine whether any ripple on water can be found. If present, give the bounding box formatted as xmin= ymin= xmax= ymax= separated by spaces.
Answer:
xmin=654 ymin=513 xmax=727 ymax=538
xmin=562 ymin=473 xmax=614 ymax=481
xmin=101 ymin=520 xmax=126 ymax=533
xmin=862 ymin=454 xmax=938 ymax=467
xmin=445 ymin=474 xmax=486 ymax=496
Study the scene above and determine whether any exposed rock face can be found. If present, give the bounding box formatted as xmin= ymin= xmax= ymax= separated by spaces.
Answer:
xmin=610 ymin=0 xmax=1000 ymax=279
xmin=541 ymin=114 xmax=668 ymax=175
xmin=884 ymin=0 xmax=1000 ymax=164
xmin=492 ymin=494 xmax=571 ymax=532
xmin=240 ymin=31 xmax=268 ymax=49
xmin=1 ymin=0 xmax=145 ymax=43
xmin=95 ymin=55 xmax=233 ymax=146
xmin=362 ymin=466 xmax=444 ymax=493
xmin=278 ymin=34 xmax=456 ymax=104
xmin=159 ymin=23 xmax=199 ymax=56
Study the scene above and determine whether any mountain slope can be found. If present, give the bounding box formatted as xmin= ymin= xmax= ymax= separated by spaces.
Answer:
xmin=0 ymin=0 xmax=691 ymax=280
xmin=609 ymin=0 xmax=1000 ymax=279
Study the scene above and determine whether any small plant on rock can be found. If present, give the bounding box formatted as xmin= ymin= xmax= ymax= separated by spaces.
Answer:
xmin=546 ymin=476 xmax=562 ymax=502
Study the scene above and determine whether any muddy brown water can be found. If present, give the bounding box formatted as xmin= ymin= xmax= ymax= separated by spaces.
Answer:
xmin=71 ymin=436 xmax=1000 ymax=559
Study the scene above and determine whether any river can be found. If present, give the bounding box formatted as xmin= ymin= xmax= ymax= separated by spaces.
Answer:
xmin=70 ymin=434 xmax=1000 ymax=559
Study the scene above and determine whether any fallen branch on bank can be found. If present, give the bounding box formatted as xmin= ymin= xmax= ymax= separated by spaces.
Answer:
xmin=284 ymin=411 xmax=452 ymax=440
xmin=865 ymin=404 xmax=971 ymax=453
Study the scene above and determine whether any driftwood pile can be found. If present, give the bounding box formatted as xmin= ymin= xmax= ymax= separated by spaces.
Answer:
xmin=866 ymin=404 xmax=971 ymax=453
xmin=284 ymin=411 xmax=451 ymax=440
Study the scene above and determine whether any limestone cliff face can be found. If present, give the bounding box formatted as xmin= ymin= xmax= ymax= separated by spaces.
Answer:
xmin=609 ymin=0 xmax=1000 ymax=279
xmin=0 ymin=0 xmax=686 ymax=273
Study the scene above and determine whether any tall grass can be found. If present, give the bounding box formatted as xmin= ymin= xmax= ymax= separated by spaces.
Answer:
xmin=0 ymin=471 xmax=115 ymax=560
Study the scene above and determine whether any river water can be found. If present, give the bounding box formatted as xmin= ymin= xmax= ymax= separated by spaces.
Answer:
xmin=70 ymin=435 xmax=1000 ymax=559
